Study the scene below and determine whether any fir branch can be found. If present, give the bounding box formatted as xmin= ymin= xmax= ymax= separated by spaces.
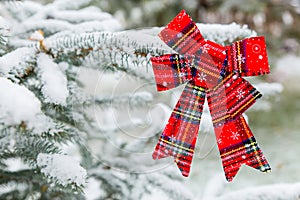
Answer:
xmin=0 ymin=31 xmax=7 ymax=46
xmin=0 ymin=16 xmax=9 ymax=52
xmin=140 ymin=172 xmax=193 ymax=200
xmin=36 ymin=153 xmax=87 ymax=192
xmin=51 ymin=0 xmax=93 ymax=11
xmin=0 ymin=0 xmax=22 ymax=2
xmin=41 ymin=31 xmax=171 ymax=67
xmin=0 ymin=170 xmax=85 ymax=200
xmin=0 ymin=169 xmax=37 ymax=185
xmin=89 ymin=166 xmax=193 ymax=200
xmin=0 ymin=47 xmax=37 ymax=82
xmin=214 ymin=183 xmax=300 ymax=200
xmin=15 ymin=138 xmax=61 ymax=166
xmin=90 ymin=169 xmax=132 ymax=199
xmin=132 ymin=23 xmax=256 ymax=45
xmin=0 ymin=190 xmax=26 ymax=200
xmin=40 ymin=126 xmax=84 ymax=144
xmin=94 ymin=91 xmax=153 ymax=108
xmin=197 ymin=23 xmax=257 ymax=45
xmin=20 ymin=19 xmax=121 ymax=37
xmin=50 ymin=8 xmax=114 ymax=24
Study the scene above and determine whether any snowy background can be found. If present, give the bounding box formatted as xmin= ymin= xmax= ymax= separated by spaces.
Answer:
xmin=0 ymin=0 xmax=299 ymax=199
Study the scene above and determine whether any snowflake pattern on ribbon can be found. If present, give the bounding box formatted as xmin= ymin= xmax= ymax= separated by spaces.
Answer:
xmin=151 ymin=10 xmax=271 ymax=181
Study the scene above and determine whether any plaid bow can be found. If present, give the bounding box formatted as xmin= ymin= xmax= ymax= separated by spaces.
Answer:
xmin=151 ymin=10 xmax=271 ymax=181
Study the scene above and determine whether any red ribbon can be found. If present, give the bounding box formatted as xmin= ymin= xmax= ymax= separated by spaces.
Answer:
xmin=151 ymin=10 xmax=271 ymax=181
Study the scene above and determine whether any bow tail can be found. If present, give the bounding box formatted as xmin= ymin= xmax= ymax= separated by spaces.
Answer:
xmin=152 ymin=83 xmax=206 ymax=177
xmin=207 ymin=75 xmax=271 ymax=181
xmin=214 ymin=116 xmax=271 ymax=181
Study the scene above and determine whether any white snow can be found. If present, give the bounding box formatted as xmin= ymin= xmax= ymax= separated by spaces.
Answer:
xmin=214 ymin=182 xmax=300 ymax=200
xmin=37 ymin=53 xmax=69 ymax=105
xmin=0 ymin=77 xmax=41 ymax=125
xmin=197 ymin=23 xmax=256 ymax=44
xmin=52 ymin=8 xmax=113 ymax=23
xmin=3 ymin=158 xmax=31 ymax=172
xmin=84 ymin=177 xmax=103 ymax=200
xmin=71 ymin=20 xmax=121 ymax=32
xmin=202 ymin=173 xmax=226 ymax=200
xmin=22 ymin=18 xmax=121 ymax=35
xmin=15 ymin=1 xmax=122 ymax=35
xmin=0 ymin=47 xmax=36 ymax=77
xmin=0 ymin=16 xmax=9 ymax=45
xmin=52 ymin=0 xmax=93 ymax=10
xmin=0 ymin=77 xmax=57 ymax=134
xmin=37 ymin=153 xmax=87 ymax=188
xmin=29 ymin=30 xmax=44 ymax=41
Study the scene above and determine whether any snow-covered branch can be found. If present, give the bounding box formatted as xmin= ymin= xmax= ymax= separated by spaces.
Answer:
xmin=197 ymin=23 xmax=256 ymax=45
xmin=0 ymin=16 xmax=9 ymax=49
xmin=214 ymin=182 xmax=300 ymax=200
xmin=94 ymin=91 xmax=153 ymax=108
xmin=37 ymin=153 xmax=87 ymax=190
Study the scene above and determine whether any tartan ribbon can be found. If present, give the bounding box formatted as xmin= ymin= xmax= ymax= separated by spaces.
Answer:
xmin=151 ymin=10 xmax=271 ymax=181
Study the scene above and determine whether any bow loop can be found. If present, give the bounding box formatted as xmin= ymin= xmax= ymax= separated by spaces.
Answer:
xmin=224 ymin=36 xmax=270 ymax=77
xmin=159 ymin=10 xmax=205 ymax=55
xmin=151 ymin=54 xmax=194 ymax=91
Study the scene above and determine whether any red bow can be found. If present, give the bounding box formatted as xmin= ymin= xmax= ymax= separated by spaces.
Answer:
xmin=151 ymin=10 xmax=271 ymax=181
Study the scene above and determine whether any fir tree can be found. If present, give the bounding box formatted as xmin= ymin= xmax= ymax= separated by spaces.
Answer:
xmin=0 ymin=0 xmax=285 ymax=199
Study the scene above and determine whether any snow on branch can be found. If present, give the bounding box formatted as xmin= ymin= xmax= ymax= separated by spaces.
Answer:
xmin=137 ymin=22 xmax=256 ymax=45
xmin=0 ymin=77 xmax=41 ymax=126
xmin=37 ymin=153 xmax=87 ymax=189
xmin=39 ymin=31 xmax=171 ymax=81
xmin=37 ymin=53 xmax=69 ymax=106
xmin=197 ymin=23 xmax=256 ymax=45
xmin=51 ymin=0 xmax=93 ymax=11
xmin=46 ymin=6 xmax=115 ymax=24
xmin=214 ymin=182 xmax=300 ymax=200
xmin=94 ymin=91 xmax=153 ymax=108
xmin=88 ymin=166 xmax=193 ymax=199
xmin=9 ymin=1 xmax=121 ymax=36
xmin=0 ymin=16 xmax=9 ymax=48
xmin=0 ymin=0 xmax=21 ymax=2
xmin=21 ymin=19 xmax=121 ymax=36
xmin=43 ymin=31 xmax=170 ymax=57
xmin=3 ymin=1 xmax=43 ymax=22
xmin=0 ymin=47 xmax=36 ymax=81
xmin=133 ymin=172 xmax=193 ymax=200
xmin=0 ymin=77 xmax=65 ymax=135
xmin=41 ymin=22 xmax=256 ymax=57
